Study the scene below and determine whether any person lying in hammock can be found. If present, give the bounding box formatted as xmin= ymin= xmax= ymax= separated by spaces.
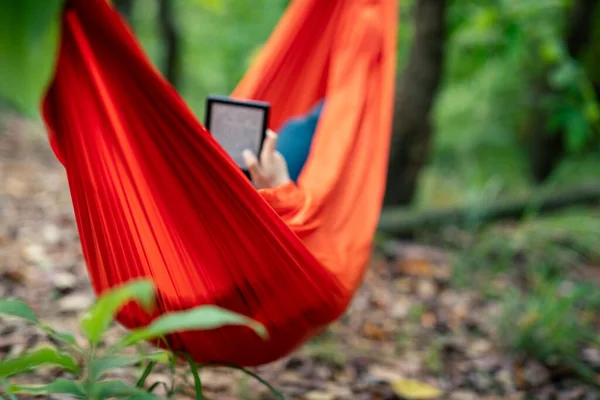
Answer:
xmin=242 ymin=100 xmax=325 ymax=189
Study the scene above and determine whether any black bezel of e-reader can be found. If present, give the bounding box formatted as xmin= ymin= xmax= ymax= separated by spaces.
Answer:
xmin=204 ymin=95 xmax=270 ymax=180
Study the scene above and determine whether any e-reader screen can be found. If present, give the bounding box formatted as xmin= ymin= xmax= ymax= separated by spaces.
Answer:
xmin=205 ymin=96 xmax=270 ymax=169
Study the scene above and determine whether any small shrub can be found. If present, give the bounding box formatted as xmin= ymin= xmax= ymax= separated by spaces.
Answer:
xmin=449 ymin=210 xmax=600 ymax=383
xmin=498 ymin=281 xmax=598 ymax=382
xmin=0 ymin=279 xmax=286 ymax=399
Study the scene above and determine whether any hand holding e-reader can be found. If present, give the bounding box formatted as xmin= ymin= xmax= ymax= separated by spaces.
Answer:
xmin=205 ymin=95 xmax=290 ymax=188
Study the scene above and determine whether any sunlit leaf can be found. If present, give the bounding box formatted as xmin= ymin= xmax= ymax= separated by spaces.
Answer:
xmin=80 ymin=279 xmax=156 ymax=347
xmin=0 ymin=347 xmax=79 ymax=378
xmin=473 ymin=8 xmax=497 ymax=30
xmin=540 ymin=40 xmax=562 ymax=64
xmin=119 ymin=305 xmax=268 ymax=347
xmin=0 ymin=299 xmax=39 ymax=323
xmin=0 ymin=0 xmax=65 ymax=117
xmin=391 ymin=379 xmax=443 ymax=399
xmin=8 ymin=379 xmax=85 ymax=398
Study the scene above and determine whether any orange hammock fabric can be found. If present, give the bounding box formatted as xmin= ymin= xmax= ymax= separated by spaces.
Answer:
xmin=42 ymin=0 xmax=397 ymax=366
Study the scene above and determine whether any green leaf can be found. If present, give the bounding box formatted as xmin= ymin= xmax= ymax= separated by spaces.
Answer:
xmin=90 ymin=355 xmax=142 ymax=381
xmin=130 ymin=394 xmax=166 ymax=400
xmin=1 ymin=378 xmax=18 ymax=400
xmin=0 ymin=299 xmax=38 ymax=323
xmin=8 ymin=379 xmax=85 ymax=398
xmin=0 ymin=0 xmax=65 ymax=117
xmin=136 ymin=361 xmax=158 ymax=388
xmin=185 ymin=354 xmax=205 ymax=400
xmin=44 ymin=328 xmax=78 ymax=347
xmin=39 ymin=323 xmax=78 ymax=348
xmin=120 ymin=306 xmax=268 ymax=347
xmin=80 ymin=279 xmax=156 ymax=347
xmin=90 ymin=352 xmax=169 ymax=380
xmin=93 ymin=380 xmax=162 ymax=399
xmin=0 ymin=347 xmax=79 ymax=378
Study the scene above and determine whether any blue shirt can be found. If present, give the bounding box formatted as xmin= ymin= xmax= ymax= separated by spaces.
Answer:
xmin=276 ymin=100 xmax=325 ymax=182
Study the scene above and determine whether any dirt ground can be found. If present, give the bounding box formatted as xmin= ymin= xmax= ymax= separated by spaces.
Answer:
xmin=1 ymin=113 xmax=599 ymax=399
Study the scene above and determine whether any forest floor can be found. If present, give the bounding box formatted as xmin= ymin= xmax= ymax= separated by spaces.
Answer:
xmin=1 ymin=114 xmax=599 ymax=400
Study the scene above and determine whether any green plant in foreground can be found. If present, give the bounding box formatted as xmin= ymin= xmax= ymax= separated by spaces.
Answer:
xmin=448 ymin=211 xmax=600 ymax=386
xmin=499 ymin=281 xmax=600 ymax=386
xmin=0 ymin=279 xmax=286 ymax=399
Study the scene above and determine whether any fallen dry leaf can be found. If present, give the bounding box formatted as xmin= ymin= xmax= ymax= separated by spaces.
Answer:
xmin=304 ymin=391 xmax=335 ymax=400
xmin=512 ymin=362 xmax=526 ymax=390
xmin=421 ymin=312 xmax=437 ymax=329
xmin=392 ymin=378 xmax=443 ymax=399
xmin=363 ymin=322 xmax=388 ymax=341
xmin=397 ymin=259 xmax=436 ymax=278
xmin=1 ymin=268 xmax=28 ymax=284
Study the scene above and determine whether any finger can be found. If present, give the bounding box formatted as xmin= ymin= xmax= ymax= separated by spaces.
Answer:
xmin=242 ymin=149 xmax=261 ymax=180
xmin=261 ymin=129 xmax=278 ymax=161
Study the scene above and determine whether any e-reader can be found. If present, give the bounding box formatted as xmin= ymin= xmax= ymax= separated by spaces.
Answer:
xmin=204 ymin=95 xmax=270 ymax=179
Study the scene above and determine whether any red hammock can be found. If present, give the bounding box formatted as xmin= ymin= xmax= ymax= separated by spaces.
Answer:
xmin=42 ymin=0 xmax=397 ymax=366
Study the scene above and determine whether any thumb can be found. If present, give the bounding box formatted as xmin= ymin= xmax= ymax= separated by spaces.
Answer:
xmin=261 ymin=129 xmax=278 ymax=162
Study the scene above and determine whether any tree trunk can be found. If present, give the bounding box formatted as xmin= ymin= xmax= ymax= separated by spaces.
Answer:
xmin=383 ymin=0 xmax=447 ymax=206
xmin=378 ymin=181 xmax=600 ymax=236
xmin=524 ymin=0 xmax=600 ymax=183
xmin=566 ymin=0 xmax=599 ymax=56
xmin=114 ymin=0 xmax=134 ymax=25
xmin=158 ymin=0 xmax=181 ymax=90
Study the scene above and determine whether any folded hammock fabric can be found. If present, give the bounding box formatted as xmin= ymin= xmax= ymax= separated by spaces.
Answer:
xmin=42 ymin=0 xmax=398 ymax=366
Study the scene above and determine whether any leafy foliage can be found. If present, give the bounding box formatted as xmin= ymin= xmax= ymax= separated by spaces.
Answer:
xmin=450 ymin=209 xmax=600 ymax=382
xmin=418 ymin=0 xmax=600 ymax=207
xmin=0 ymin=279 xmax=283 ymax=399
xmin=500 ymin=282 xmax=599 ymax=382
xmin=0 ymin=0 xmax=65 ymax=117
xmin=0 ymin=348 xmax=79 ymax=378
xmin=80 ymin=279 xmax=156 ymax=346
xmin=119 ymin=305 xmax=268 ymax=348
xmin=0 ymin=298 xmax=40 ymax=323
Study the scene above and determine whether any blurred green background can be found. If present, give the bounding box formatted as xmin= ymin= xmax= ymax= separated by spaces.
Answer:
xmin=122 ymin=0 xmax=600 ymax=209
xmin=1 ymin=0 xmax=599 ymax=210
